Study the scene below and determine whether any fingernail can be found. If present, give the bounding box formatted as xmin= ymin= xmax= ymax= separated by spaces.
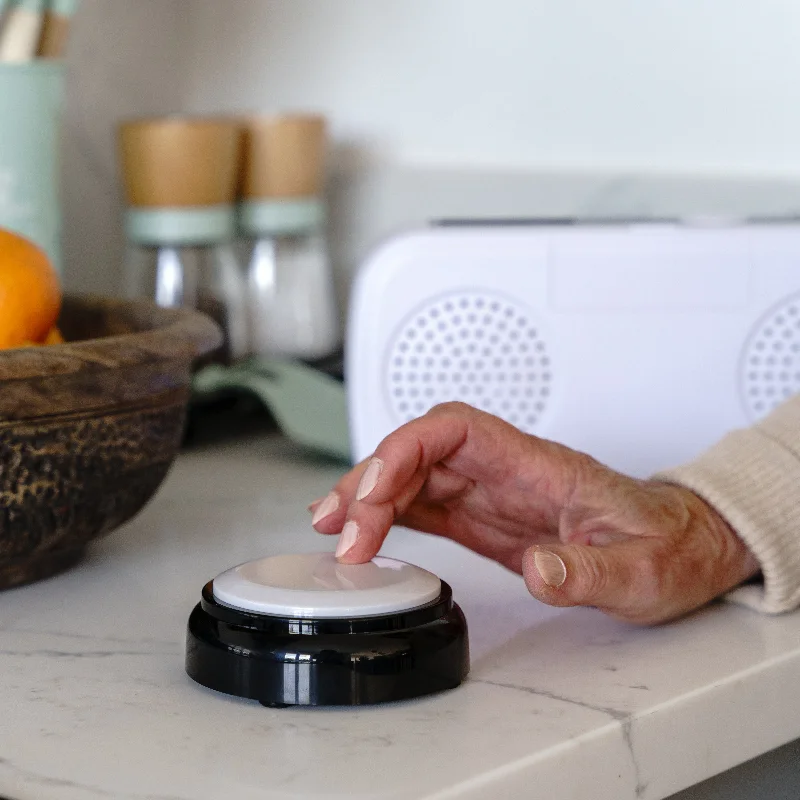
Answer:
xmin=336 ymin=520 xmax=359 ymax=559
xmin=308 ymin=496 xmax=326 ymax=512
xmin=533 ymin=550 xmax=567 ymax=588
xmin=311 ymin=492 xmax=339 ymax=525
xmin=356 ymin=458 xmax=384 ymax=502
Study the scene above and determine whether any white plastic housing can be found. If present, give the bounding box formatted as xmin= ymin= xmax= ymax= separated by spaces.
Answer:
xmin=347 ymin=221 xmax=800 ymax=477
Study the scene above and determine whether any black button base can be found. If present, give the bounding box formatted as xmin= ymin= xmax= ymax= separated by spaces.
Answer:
xmin=185 ymin=580 xmax=469 ymax=707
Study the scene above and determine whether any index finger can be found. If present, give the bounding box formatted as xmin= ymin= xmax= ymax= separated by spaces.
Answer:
xmin=330 ymin=404 xmax=473 ymax=563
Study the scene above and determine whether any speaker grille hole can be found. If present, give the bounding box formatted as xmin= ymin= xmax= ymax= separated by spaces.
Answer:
xmin=741 ymin=294 xmax=800 ymax=420
xmin=386 ymin=291 xmax=552 ymax=431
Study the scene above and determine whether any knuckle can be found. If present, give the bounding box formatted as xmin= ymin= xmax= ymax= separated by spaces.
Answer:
xmin=427 ymin=400 xmax=473 ymax=417
xmin=569 ymin=548 xmax=608 ymax=602
xmin=570 ymin=450 xmax=609 ymax=485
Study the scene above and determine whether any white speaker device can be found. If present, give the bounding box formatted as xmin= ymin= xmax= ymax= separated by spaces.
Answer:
xmin=346 ymin=220 xmax=800 ymax=477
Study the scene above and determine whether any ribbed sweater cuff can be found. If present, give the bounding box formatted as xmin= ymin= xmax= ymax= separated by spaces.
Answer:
xmin=656 ymin=403 xmax=800 ymax=614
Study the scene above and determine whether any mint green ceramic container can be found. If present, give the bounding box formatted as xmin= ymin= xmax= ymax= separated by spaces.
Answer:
xmin=0 ymin=62 xmax=64 ymax=273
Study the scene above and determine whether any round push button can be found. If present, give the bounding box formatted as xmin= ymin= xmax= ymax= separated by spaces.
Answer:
xmin=186 ymin=551 xmax=469 ymax=706
xmin=212 ymin=552 xmax=442 ymax=618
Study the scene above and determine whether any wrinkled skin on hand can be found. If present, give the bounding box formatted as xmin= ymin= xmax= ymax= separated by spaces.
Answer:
xmin=311 ymin=403 xmax=760 ymax=625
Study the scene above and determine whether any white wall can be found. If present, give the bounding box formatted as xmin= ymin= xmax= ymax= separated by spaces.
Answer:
xmin=182 ymin=0 xmax=800 ymax=174
xmin=176 ymin=0 xmax=800 ymax=306
xmin=62 ymin=0 xmax=190 ymax=293
xmin=62 ymin=0 xmax=800 ymax=297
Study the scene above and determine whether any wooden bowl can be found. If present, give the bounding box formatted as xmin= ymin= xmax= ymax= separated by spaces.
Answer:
xmin=0 ymin=295 xmax=222 ymax=590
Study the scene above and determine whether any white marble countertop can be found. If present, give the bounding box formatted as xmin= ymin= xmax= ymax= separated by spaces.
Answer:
xmin=2 ymin=434 xmax=800 ymax=800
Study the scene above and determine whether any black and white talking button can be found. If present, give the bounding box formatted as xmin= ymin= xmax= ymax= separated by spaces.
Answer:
xmin=185 ymin=552 xmax=469 ymax=707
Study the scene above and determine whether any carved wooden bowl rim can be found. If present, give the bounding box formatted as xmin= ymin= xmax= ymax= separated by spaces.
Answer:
xmin=0 ymin=295 xmax=223 ymax=422
xmin=0 ymin=295 xmax=222 ymax=379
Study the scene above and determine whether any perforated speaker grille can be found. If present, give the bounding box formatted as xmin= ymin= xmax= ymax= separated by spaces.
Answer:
xmin=741 ymin=293 xmax=800 ymax=421
xmin=385 ymin=291 xmax=552 ymax=431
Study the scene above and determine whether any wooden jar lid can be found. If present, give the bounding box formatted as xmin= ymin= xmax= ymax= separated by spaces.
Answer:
xmin=118 ymin=118 xmax=242 ymax=208
xmin=241 ymin=114 xmax=327 ymax=201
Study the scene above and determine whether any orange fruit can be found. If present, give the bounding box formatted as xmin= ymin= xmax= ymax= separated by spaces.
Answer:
xmin=43 ymin=326 xmax=64 ymax=345
xmin=0 ymin=229 xmax=61 ymax=349
xmin=20 ymin=327 xmax=64 ymax=348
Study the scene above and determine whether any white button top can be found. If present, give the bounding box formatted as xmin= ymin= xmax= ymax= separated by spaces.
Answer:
xmin=212 ymin=552 xmax=442 ymax=618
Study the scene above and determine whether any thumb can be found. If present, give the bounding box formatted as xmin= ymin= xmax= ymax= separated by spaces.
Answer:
xmin=522 ymin=542 xmax=648 ymax=619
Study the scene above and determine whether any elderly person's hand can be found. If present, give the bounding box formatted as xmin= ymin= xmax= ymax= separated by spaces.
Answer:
xmin=310 ymin=402 xmax=760 ymax=625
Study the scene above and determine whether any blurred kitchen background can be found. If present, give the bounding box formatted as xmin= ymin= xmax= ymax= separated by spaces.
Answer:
xmin=62 ymin=0 xmax=800 ymax=314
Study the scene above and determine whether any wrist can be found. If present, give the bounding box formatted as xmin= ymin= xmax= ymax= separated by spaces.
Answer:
xmin=675 ymin=484 xmax=762 ymax=595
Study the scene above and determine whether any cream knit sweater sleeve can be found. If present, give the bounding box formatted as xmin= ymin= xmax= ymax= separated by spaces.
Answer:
xmin=656 ymin=396 xmax=800 ymax=614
